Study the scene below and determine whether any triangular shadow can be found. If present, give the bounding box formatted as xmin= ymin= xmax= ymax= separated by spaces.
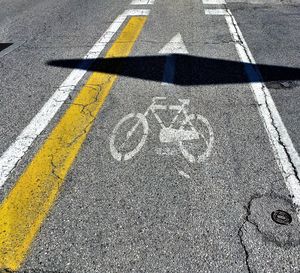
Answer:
xmin=47 ymin=54 xmax=300 ymax=86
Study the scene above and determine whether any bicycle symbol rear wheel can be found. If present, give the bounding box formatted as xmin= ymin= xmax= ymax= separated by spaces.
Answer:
xmin=110 ymin=113 xmax=149 ymax=161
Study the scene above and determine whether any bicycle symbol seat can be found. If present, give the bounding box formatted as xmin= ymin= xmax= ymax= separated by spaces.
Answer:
xmin=110 ymin=97 xmax=214 ymax=163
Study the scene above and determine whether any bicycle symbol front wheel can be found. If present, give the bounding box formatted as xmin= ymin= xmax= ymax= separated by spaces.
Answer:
xmin=110 ymin=113 xmax=149 ymax=161
xmin=179 ymin=114 xmax=214 ymax=163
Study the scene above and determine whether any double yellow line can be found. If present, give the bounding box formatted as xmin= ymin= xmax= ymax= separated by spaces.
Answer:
xmin=0 ymin=16 xmax=147 ymax=271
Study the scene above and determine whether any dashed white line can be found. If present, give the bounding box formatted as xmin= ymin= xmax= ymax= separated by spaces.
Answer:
xmin=206 ymin=8 xmax=300 ymax=217
xmin=0 ymin=9 xmax=150 ymax=188
xmin=124 ymin=9 xmax=151 ymax=16
xmin=203 ymin=0 xmax=226 ymax=4
xmin=205 ymin=9 xmax=228 ymax=15
xmin=131 ymin=0 xmax=155 ymax=5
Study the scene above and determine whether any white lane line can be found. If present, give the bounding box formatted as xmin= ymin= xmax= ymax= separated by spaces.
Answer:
xmin=124 ymin=9 xmax=151 ymax=16
xmin=159 ymin=33 xmax=188 ymax=85
xmin=131 ymin=0 xmax=155 ymax=4
xmin=0 ymin=41 xmax=26 ymax=58
xmin=207 ymin=9 xmax=300 ymax=216
xmin=0 ymin=9 xmax=150 ymax=188
xmin=203 ymin=0 xmax=226 ymax=4
xmin=205 ymin=9 xmax=228 ymax=15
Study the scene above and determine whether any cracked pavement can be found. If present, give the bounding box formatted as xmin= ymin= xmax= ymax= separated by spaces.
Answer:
xmin=0 ymin=0 xmax=300 ymax=272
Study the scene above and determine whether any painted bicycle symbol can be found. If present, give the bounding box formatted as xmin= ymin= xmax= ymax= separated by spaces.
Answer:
xmin=110 ymin=97 xmax=214 ymax=163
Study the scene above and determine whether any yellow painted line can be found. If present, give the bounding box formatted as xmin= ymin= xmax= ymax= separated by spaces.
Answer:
xmin=0 ymin=16 xmax=147 ymax=271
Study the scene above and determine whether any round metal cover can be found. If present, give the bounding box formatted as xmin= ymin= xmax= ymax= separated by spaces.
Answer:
xmin=271 ymin=210 xmax=292 ymax=225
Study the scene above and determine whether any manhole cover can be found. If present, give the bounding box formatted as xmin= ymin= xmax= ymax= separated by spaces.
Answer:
xmin=271 ymin=210 xmax=292 ymax=225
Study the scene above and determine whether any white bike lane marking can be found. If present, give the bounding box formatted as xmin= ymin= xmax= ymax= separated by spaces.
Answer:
xmin=0 ymin=9 xmax=150 ymax=188
xmin=159 ymin=33 xmax=188 ymax=85
xmin=110 ymin=113 xmax=149 ymax=162
xmin=110 ymin=97 xmax=214 ymax=167
xmin=131 ymin=0 xmax=155 ymax=4
xmin=110 ymin=97 xmax=214 ymax=164
xmin=109 ymin=35 xmax=214 ymax=178
xmin=204 ymin=9 xmax=228 ymax=15
xmin=202 ymin=0 xmax=226 ymax=4
xmin=206 ymin=8 xmax=300 ymax=218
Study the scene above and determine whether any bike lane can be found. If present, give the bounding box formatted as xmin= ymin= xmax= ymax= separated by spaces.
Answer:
xmin=19 ymin=0 xmax=300 ymax=272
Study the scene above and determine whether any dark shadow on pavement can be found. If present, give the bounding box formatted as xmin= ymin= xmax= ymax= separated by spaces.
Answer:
xmin=0 ymin=43 xmax=13 ymax=52
xmin=47 ymin=54 xmax=300 ymax=86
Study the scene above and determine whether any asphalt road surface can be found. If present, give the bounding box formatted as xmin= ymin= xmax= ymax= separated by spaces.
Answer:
xmin=0 ymin=0 xmax=300 ymax=272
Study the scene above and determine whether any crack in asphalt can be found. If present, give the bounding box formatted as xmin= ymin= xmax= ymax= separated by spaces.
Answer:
xmin=225 ymin=5 xmax=300 ymax=269
xmin=262 ymin=86 xmax=300 ymax=182
xmin=49 ymin=154 xmax=63 ymax=181
xmin=225 ymin=5 xmax=300 ymax=211
xmin=229 ymin=6 xmax=300 ymax=183
xmin=0 ymin=82 xmax=107 ymax=190
xmin=238 ymin=224 xmax=252 ymax=273
xmin=204 ymin=40 xmax=234 ymax=45
xmin=64 ymin=80 xmax=111 ymax=147
xmin=238 ymin=193 xmax=300 ymax=273
xmin=225 ymin=7 xmax=255 ymax=63
xmin=0 ymin=68 xmax=114 ymax=189
xmin=238 ymin=194 xmax=263 ymax=273
xmin=0 ymin=269 xmax=14 ymax=273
